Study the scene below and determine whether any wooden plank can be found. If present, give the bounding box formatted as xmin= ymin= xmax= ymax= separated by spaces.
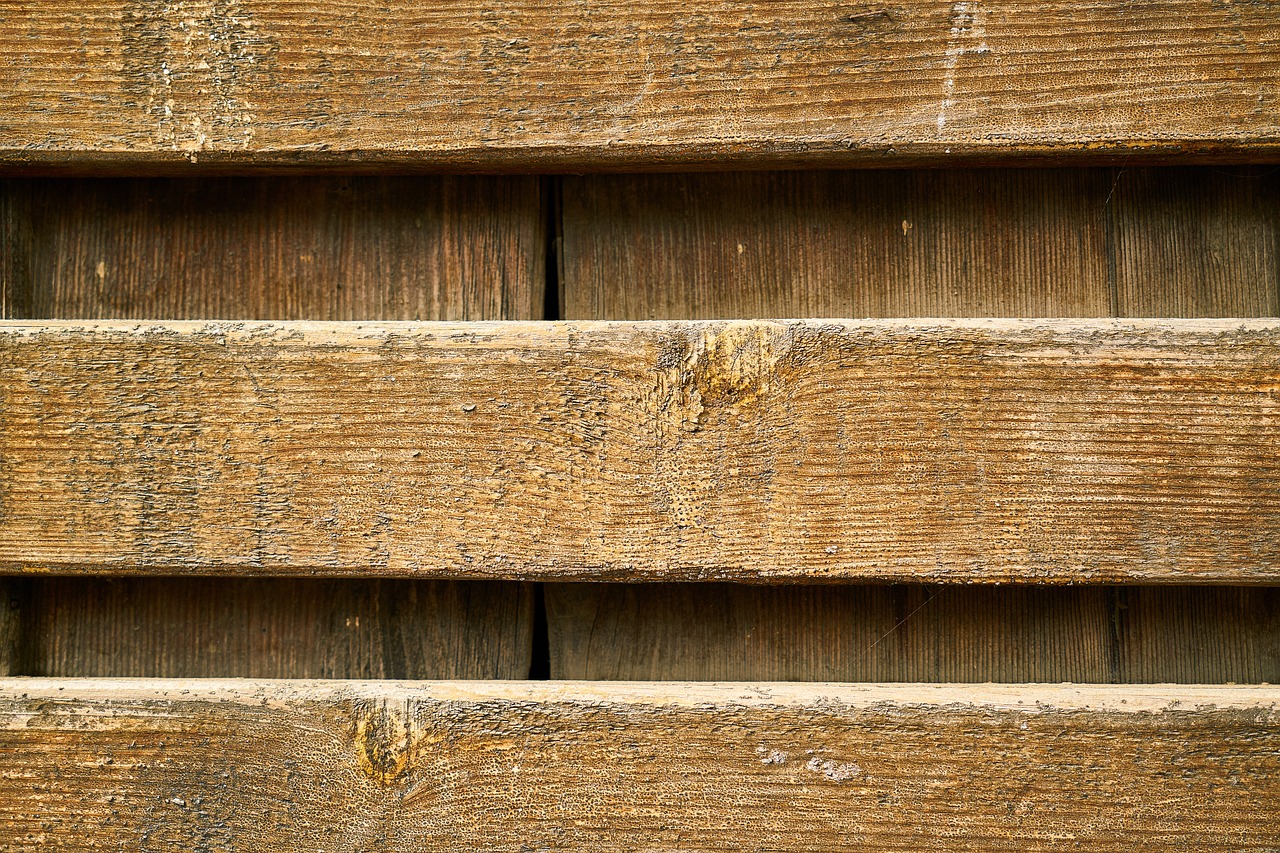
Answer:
xmin=1 ymin=679 xmax=1278 ymax=850
xmin=2 ymin=1 xmax=1279 ymax=173
xmin=547 ymin=584 xmax=1280 ymax=682
xmin=0 ymin=581 xmax=18 ymax=676
xmin=0 ymin=177 xmax=545 ymax=321
xmin=560 ymin=169 xmax=1278 ymax=321
xmin=9 ymin=579 xmax=532 ymax=679
xmin=1108 ymin=167 xmax=1280 ymax=317
xmin=1 ymin=318 xmax=1277 ymax=582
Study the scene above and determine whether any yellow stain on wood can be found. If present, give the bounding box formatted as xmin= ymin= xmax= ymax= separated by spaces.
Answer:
xmin=352 ymin=701 xmax=413 ymax=786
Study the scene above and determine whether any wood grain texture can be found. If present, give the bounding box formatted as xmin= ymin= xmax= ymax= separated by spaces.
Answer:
xmin=560 ymin=168 xmax=1279 ymax=320
xmin=0 ymin=177 xmax=545 ymax=321
xmin=0 ymin=581 xmax=18 ymax=676
xmin=8 ymin=579 xmax=532 ymax=679
xmin=0 ymin=174 xmax=542 ymax=680
xmin=2 ymin=0 xmax=1279 ymax=172
xmin=555 ymin=166 xmax=1278 ymax=681
xmin=1108 ymin=167 xmax=1280 ymax=317
xmin=1 ymin=318 xmax=1277 ymax=582
xmin=547 ymin=584 xmax=1280 ymax=682
xmin=1 ymin=679 xmax=1279 ymax=850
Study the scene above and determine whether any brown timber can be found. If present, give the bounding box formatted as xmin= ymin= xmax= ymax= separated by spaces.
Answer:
xmin=1 ymin=318 xmax=1277 ymax=582
xmin=2 ymin=1 xmax=1279 ymax=172
xmin=1 ymin=679 xmax=1278 ymax=850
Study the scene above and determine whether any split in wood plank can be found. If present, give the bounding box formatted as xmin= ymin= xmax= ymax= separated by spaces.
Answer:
xmin=2 ymin=1 xmax=1280 ymax=172
xmin=1 ymin=318 xmax=1278 ymax=582
xmin=1 ymin=679 xmax=1278 ymax=850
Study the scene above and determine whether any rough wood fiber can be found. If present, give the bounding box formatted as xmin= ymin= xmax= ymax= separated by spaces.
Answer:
xmin=0 ymin=177 xmax=545 ymax=320
xmin=1 ymin=679 xmax=1278 ymax=850
xmin=560 ymin=169 xmax=1279 ymax=320
xmin=546 ymin=584 xmax=1280 ymax=682
xmin=3 ymin=0 xmax=1280 ymax=172
xmin=1 ymin=319 xmax=1277 ymax=582
xmin=9 ymin=579 xmax=532 ymax=679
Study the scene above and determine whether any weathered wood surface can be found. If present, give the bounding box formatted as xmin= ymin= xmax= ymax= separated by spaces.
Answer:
xmin=0 ymin=177 xmax=545 ymax=321
xmin=0 ymin=175 xmax=542 ymax=679
xmin=6 ymin=579 xmax=532 ymax=679
xmin=1 ymin=318 xmax=1277 ymax=582
xmin=560 ymin=169 xmax=1279 ymax=320
xmin=2 ymin=1 xmax=1279 ymax=172
xmin=1 ymin=679 xmax=1278 ymax=850
xmin=547 ymin=584 xmax=1280 ymax=682
xmin=554 ymin=166 xmax=1280 ymax=679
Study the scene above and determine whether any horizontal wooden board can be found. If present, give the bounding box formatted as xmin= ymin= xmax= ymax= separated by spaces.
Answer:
xmin=1 ymin=679 xmax=1279 ymax=850
xmin=1 ymin=318 xmax=1278 ymax=582
xmin=2 ymin=1 xmax=1279 ymax=172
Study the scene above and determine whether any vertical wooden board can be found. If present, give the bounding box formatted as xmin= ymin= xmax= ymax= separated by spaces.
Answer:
xmin=546 ymin=584 xmax=1280 ymax=683
xmin=560 ymin=170 xmax=1113 ymax=320
xmin=0 ymin=180 xmax=32 ymax=320
xmin=0 ymin=580 xmax=19 ymax=676
xmin=15 ymin=579 xmax=533 ymax=679
xmin=1107 ymin=167 xmax=1280 ymax=317
xmin=557 ymin=169 xmax=1114 ymax=683
xmin=2 ymin=176 xmax=544 ymax=321
xmin=2 ymin=174 xmax=543 ymax=678
xmin=1113 ymin=587 xmax=1280 ymax=684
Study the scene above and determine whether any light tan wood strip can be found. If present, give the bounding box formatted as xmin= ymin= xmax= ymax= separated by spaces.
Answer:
xmin=1 ymin=679 xmax=1278 ymax=850
xmin=2 ymin=1 xmax=1279 ymax=172
xmin=0 ymin=319 xmax=1276 ymax=582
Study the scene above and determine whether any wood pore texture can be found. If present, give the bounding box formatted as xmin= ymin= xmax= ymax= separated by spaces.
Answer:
xmin=1 ymin=319 xmax=1277 ymax=583
xmin=2 ymin=680 xmax=1280 ymax=850
xmin=0 ymin=175 xmax=543 ymax=679
xmin=552 ymin=167 xmax=1280 ymax=682
xmin=3 ymin=1 xmax=1280 ymax=171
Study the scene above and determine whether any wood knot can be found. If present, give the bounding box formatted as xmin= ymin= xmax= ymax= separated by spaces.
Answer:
xmin=682 ymin=321 xmax=789 ymax=411
xmin=352 ymin=700 xmax=413 ymax=786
